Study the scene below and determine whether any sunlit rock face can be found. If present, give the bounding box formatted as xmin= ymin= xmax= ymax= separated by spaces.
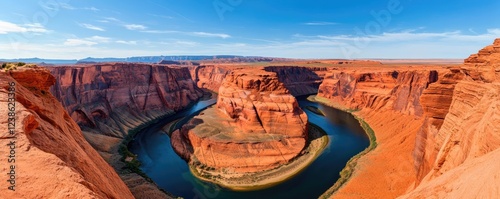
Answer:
xmin=172 ymin=67 xmax=308 ymax=173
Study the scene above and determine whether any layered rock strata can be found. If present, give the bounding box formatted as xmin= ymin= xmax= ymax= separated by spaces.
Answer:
xmin=323 ymin=39 xmax=500 ymax=198
xmin=172 ymin=67 xmax=308 ymax=173
xmin=400 ymin=38 xmax=500 ymax=198
xmin=264 ymin=66 xmax=324 ymax=96
xmin=188 ymin=65 xmax=232 ymax=93
xmin=48 ymin=63 xmax=203 ymax=198
xmin=49 ymin=63 xmax=203 ymax=160
xmin=0 ymin=67 xmax=134 ymax=199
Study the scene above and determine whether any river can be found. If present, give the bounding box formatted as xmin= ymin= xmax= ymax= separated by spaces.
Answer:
xmin=129 ymin=96 xmax=369 ymax=199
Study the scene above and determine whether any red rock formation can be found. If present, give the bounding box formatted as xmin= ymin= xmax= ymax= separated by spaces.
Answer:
xmin=324 ymin=39 xmax=500 ymax=198
xmin=316 ymin=67 xmax=443 ymax=198
xmin=401 ymin=39 xmax=500 ymax=197
xmin=188 ymin=65 xmax=232 ymax=93
xmin=318 ymin=69 xmax=438 ymax=116
xmin=413 ymin=68 xmax=465 ymax=181
xmin=48 ymin=63 xmax=202 ymax=156
xmin=0 ymin=67 xmax=134 ymax=199
xmin=189 ymin=64 xmax=327 ymax=96
xmin=48 ymin=63 xmax=201 ymax=198
xmin=172 ymin=67 xmax=308 ymax=173
xmin=264 ymin=66 xmax=324 ymax=96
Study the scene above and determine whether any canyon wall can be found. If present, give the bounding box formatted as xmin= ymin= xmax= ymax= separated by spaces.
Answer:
xmin=264 ymin=66 xmax=324 ymax=96
xmin=49 ymin=63 xmax=203 ymax=161
xmin=189 ymin=65 xmax=326 ymax=97
xmin=172 ymin=67 xmax=308 ymax=173
xmin=0 ymin=67 xmax=134 ymax=199
xmin=48 ymin=63 xmax=203 ymax=198
xmin=188 ymin=65 xmax=232 ymax=93
xmin=323 ymin=39 xmax=500 ymax=198
xmin=317 ymin=67 xmax=444 ymax=198
xmin=399 ymin=38 xmax=500 ymax=198
xmin=317 ymin=69 xmax=439 ymax=115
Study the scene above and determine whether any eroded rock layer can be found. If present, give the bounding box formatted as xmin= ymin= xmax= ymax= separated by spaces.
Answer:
xmin=264 ymin=66 xmax=324 ymax=96
xmin=49 ymin=63 xmax=203 ymax=159
xmin=172 ymin=67 xmax=308 ymax=173
xmin=400 ymin=39 xmax=500 ymax=198
xmin=188 ymin=65 xmax=232 ymax=93
xmin=318 ymin=69 xmax=439 ymax=116
xmin=48 ymin=63 xmax=202 ymax=198
xmin=323 ymin=39 xmax=500 ymax=198
xmin=0 ymin=67 xmax=134 ymax=199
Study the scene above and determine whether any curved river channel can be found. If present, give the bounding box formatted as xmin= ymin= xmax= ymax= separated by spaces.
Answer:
xmin=129 ymin=96 xmax=369 ymax=199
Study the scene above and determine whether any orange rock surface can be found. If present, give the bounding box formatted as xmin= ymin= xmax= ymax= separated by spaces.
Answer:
xmin=172 ymin=67 xmax=308 ymax=173
xmin=322 ymin=39 xmax=500 ymax=198
xmin=0 ymin=67 xmax=134 ymax=199
xmin=400 ymin=38 xmax=500 ymax=198
xmin=189 ymin=65 xmax=232 ymax=92
xmin=48 ymin=63 xmax=201 ymax=198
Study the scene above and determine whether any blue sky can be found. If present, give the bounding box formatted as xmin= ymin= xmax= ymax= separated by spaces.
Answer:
xmin=1 ymin=0 xmax=499 ymax=59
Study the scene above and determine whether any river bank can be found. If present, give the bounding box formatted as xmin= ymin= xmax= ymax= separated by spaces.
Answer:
xmin=189 ymin=123 xmax=329 ymax=191
xmin=305 ymin=95 xmax=378 ymax=198
xmin=129 ymin=95 xmax=370 ymax=198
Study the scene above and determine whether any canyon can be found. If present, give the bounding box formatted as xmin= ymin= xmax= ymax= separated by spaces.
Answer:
xmin=170 ymin=67 xmax=328 ymax=190
xmin=0 ymin=67 xmax=134 ymax=199
xmin=1 ymin=39 xmax=499 ymax=198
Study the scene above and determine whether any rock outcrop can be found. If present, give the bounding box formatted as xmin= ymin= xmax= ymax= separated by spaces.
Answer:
xmin=323 ymin=39 xmax=500 ymax=198
xmin=264 ymin=66 xmax=324 ymax=96
xmin=172 ymin=67 xmax=308 ymax=173
xmin=318 ymin=69 xmax=439 ymax=116
xmin=399 ymin=39 xmax=500 ymax=198
xmin=0 ymin=67 xmax=134 ymax=199
xmin=48 ymin=63 xmax=202 ymax=198
xmin=49 ymin=63 xmax=203 ymax=160
xmin=189 ymin=65 xmax=232 ymax=93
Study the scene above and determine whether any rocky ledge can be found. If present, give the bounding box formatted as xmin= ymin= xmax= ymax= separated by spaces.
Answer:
xmin=171 ymin=67 xmax=327 ymax=189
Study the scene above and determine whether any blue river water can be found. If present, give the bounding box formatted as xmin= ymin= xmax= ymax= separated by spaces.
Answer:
xmin=129 ymin=96 xmax=369 ymax=199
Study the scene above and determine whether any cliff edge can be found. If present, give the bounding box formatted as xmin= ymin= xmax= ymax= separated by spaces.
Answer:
xmin=0 ymin=67 xmax=134 ymax=199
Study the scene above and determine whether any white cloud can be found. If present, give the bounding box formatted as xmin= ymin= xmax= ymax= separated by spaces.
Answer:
xmin=88 ymin=36 xmax=111 ymax=43
xmin=116 ymin=40 xmax=137 ymax=45
xmin=64 ymin=39 xmax=97 ymax=46
xmin=141 ymin=30 xmax=179 ymax=34
xmin=303 ymin=22 xmax=338 ymax=26
xmin=148 ymin=13 xmax=174 ymax=19
xmin=142 ymin=29 xmax=231 ymax=39
xmin=63 ymin=36 xmax=111 ymax=46
xmin=84 ymin=7 xmax=100 ymax=12
xmin=175 ymin=41 xmax=199 ymax=46
xmin=60 ymin=3 xmax=76 ymax=10
xmin=0 ymin=21 xmax=48 ymax=34
xmin=79 ymin=23 xmax=105 ymax=31
xmin=98 ymin=17 xmax=121 ymax=23
xmin=124 ymin=24 xmax=147 ymax=30
xmin=191 ymin=32 xmax=230 ymax=39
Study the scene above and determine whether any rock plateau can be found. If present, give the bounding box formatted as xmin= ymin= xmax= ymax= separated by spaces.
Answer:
xmin=172 ymin=67 xmax=309 ymax=174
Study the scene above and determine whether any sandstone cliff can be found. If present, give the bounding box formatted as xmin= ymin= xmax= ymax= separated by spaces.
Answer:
xmin=323 ymin=39 xmax=500 ymax=198
xmin=0 ymin=67 xmax=134 ymax=199
xmin=49 ymin=63 xmax=203 ymax=198
xmin=172 ymin=67 xmax=308 ymax=173
xmin=188 ymin=65 xmax=232 ymax=93
xmin=318 ymin=69 xmax=439 ymax=116
xmin=399 ymin=38 xmax=500 ymax=198
xmin=49 ymin=63 xmax=203 ymax=161
xmin=316 ymin=67 xmax=445 ymax=198
xmin=264 ymin=66 xmax=324 ymax=96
